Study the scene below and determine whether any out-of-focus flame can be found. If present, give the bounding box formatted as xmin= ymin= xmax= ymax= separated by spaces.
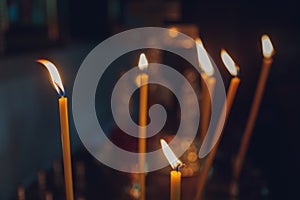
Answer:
xmin=261 ymin=34 xmax=274 ymax=59
xmin=37 ymin=59 xmax=65 ymax=95
xmin=168 ymin=27 xmax=179 ymax=38
xmin=160 ymin=139 xmax=183 ymax=170
xmin=221 ymin=49 xmax=239 ymax=76
xmin=138 ymin=53 xmax=148 ymax=71
xmin=195 ymin=38 xmax=214 ymax=76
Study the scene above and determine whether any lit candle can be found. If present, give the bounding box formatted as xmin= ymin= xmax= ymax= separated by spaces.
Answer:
xmin=195 ymin=50 xmax=240 ymax=200
xmin=195 ymin=38 xmax=216 ymax=142
xmin=160 ymin=139 xmax=183 ymax=200
xmin=37 ymin=59 xmax=74 ymax=200
xmin=231 ymin=35 xmax=274 ymax=195
xmin=138 ymin=53 xmax=148 ymax=200
xmin=220 ymin=49 xmax=240 ymax=112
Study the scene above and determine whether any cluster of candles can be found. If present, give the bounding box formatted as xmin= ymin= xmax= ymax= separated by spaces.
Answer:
xmin=37 ymin=33 xmax=274 ymax=200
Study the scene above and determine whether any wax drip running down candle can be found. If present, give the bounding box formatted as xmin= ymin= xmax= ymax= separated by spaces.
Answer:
xmin=195 ymin=49 xmax=241 ymax=200
xmin=37 ymin=59 xmax=74 ymax=200
xmin=161 ymin=139 xmax=183 ymax=200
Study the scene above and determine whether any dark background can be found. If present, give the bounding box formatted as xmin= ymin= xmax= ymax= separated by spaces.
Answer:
xmin=0 ymin=0 xmax=299 ymax=199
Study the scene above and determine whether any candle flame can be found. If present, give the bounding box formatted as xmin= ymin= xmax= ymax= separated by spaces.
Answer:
xmin=138 ymin=53 xmax=148 ymax=71
xmin=261 ymin=34 xmax=274 ymax=59
xmin=37 ymin=59 xmax=65 ymax=96
xmin=160 ymin=139 xmax=183 ymax=170
xmin=195 ymin=38 xmax=214 ymax=76
xmin=221 ymin=49 xmax=239 ymax=76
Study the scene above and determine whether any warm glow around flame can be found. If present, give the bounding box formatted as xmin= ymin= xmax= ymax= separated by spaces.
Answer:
xmin=138 ymin=53 xmax=148 ymax=71
xmin=261 ymin=34 xmax=274 ymax=59
xmin=195 ymin=38 xmax=214 ymax=76
xmin=221 ymin=49 xmax=238 ymax=76
xmin=168 ymin=27 xmax=179 ymax=38
xmin=160 ymin=139 xmax=182 ymax=170
xmin=37 ymin=59 xmax=65 ymax=95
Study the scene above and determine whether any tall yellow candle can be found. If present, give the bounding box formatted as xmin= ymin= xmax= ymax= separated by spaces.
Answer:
xmin=170 ymin=171 xmax=181 ymax=200
xmin=138 ymin=53 xmax=149 ymax=200
xmin=161 ymin=139 xmax=183 ymax=200
xmin=195 ymin=50 xmax=240 ymax=200
xmin=37 ymin=59 xmax=74 ymax=200
xmin=195 ymin=38 xmax=216 ymax=142
xmin=59 ymin=96 xmax=74 ymax=200
xmin=231 ymin=35 xmax=274 ymax=195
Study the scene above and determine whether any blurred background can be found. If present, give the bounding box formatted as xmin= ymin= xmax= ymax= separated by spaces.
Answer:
xmin=0 ymin=0 xmax=299 ymax=199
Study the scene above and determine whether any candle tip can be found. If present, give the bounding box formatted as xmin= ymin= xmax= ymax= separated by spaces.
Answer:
xmin=261 ymin=34 xmax=274 ymax=59
xmin=138 ymin=53 xmax=148 ymax=71
xmin=221 ymin=49 xmax=239 ymax=76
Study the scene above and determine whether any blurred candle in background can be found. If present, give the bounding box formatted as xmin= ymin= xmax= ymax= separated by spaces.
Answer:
xmin=196 ymin=49 xmax=240 ymax=200
xmin=195 ymin=38 xmax=216 ymax=142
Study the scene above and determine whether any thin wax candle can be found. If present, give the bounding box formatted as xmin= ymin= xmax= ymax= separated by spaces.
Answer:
xmin=161 ymin=139 xmax=183 ymax=200
xmin=37 ymin=59 xmax=74 ymax=200
xmin=196 ymin=50 xmax=240 ymax=200
xmin=195 ymin=38 xmax=216 ymax=142
xmin=138 ymin=53 xmax=149 ymax=200
xmin=231 ymin=35 xmax=274 ymax=194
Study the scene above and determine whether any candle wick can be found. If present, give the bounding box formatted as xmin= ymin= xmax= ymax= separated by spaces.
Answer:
xmin=55 ymin=82 xmax=66 ymax=97
xmin=176 ymin=163 xmax=185 ymax=172
xmin=140 ymin=68 xmax=148 ymax=74
xmin=58 ymin=89 xmax=66 ymax=97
